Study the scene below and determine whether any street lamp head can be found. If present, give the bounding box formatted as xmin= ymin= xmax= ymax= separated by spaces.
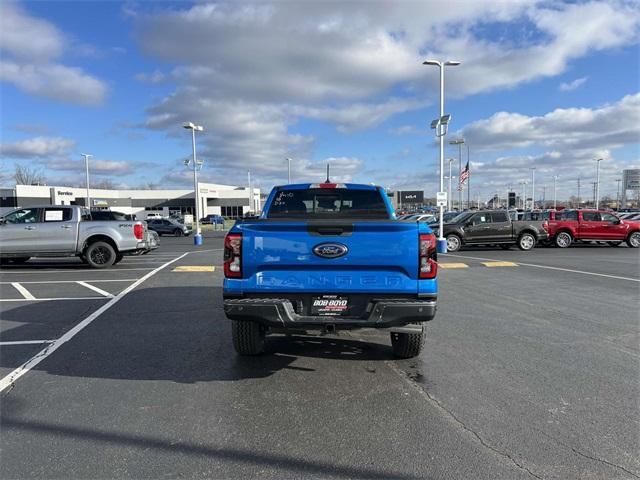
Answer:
xmin=444 ymin=60 xmax=461 ymax=66
xmin=81 ymin=153 xmax=92 ymax=158
xmin=440 ymin=114 xmax=451 ymax=125
xmin=430 ymin=119 xmax=440 ymax=129
xmin=449 ymin=138 xmax=465 ymax=145
xmin=423 ymin=59 xmax=441 ymax=66
xmin=183 ymin=158 xmax=191 ymax=166
xmin=183 ymin=122 xmax=204 ymax=131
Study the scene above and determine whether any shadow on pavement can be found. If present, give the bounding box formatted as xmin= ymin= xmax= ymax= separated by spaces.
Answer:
xmin=0 ymin=416 xmax=427 ymax=480
xmin=0 ymin=287 xmax=393 ymax=384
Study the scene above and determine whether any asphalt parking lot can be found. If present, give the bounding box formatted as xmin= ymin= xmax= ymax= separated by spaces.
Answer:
xmin=1 ymin=236 xmax=638 ymax=479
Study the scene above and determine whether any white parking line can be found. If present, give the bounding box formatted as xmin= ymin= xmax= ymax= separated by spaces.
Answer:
xmin=0 ymin=252 xmax=188 ymax=393
xmin=0 ymin=279 xmax=138 ymax=285
xmin=441 ymin=253 xmax=640 ymax=282
xmin=0 ymin=268 xmax=155 ymax=274
xmin=11 ymin=283 xmax=35 ymax=300
xmin=76 ymin=281 xmax=113 ymax=298
xmin=1 ymin=297 xmax=109 ymax=302
xmin=0 ymin=340 xmax=54 ymax=346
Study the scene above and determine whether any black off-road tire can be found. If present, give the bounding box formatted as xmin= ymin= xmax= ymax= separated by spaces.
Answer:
xmin=232 ymin=320 xmax=266 ymax=355
xmin=391 ymin=326 xmax=425 ymax=358
xmin=84 ymin=241 xmax=116 ymax=269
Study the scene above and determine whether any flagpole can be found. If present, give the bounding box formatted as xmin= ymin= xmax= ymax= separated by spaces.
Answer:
xmin=466 ymin=144 xmax=470 ymax=209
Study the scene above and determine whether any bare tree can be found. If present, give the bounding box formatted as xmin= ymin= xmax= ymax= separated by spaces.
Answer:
xmin=14 ymin=165 xmax=46 ymax=185
xmin=93 ymin=178 xmax=116 ymax=189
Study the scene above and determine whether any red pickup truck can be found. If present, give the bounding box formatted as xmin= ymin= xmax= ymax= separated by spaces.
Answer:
xmin=547 ymin=210 xmax=640 ymax=248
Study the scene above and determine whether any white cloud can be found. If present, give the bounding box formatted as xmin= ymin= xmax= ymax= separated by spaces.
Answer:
xmin=134 ymin=70 xmax=166 ymax=84
xmin=0 ymin=61 xmax=107 ymax=106
xmin=559 ymin=76 xmax=588 ymax=92
xmin=291 ymin=99 xmax=426 ymax=133
xmin=132 ymin=1 xmax=640 ymax=187
xmin=0 ymin=2 xmax=107 ymax=105
xmin=0 ymin=136 xmax=75 ymax=158
xmin=44 ymin=158 xmax=136 ymax=176
xmin=461 ymin=93 xmax=640 ymax=152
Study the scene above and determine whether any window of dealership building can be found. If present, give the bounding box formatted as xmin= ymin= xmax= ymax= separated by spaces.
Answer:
xmin=0 ymin=183 xmax=261 ymax=219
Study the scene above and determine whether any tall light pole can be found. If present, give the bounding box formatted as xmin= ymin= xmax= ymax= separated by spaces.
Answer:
xmin=449 ymin=138 xmax=465 ymax=210
xmin=424 ymin=59 xmax=460 ymax=253
xmin=81 ymin=153 xmax=92 ymax=208
xmin=247 ymin=170 xmax=252 ymax=213
xmin=286 ymin=157 xmax=292 ymax=184
xmin=616 ymin=178 xmax=622 ymax=210
xmin=447 ymin=158 xmax=455 ymax=211
xmin=183 ymin=122 xmax=204 ymax=246
xmin=577 ymin=178 xmax=581 ymax=208
xmin=553 ymin=175 xmax=559 ymax=210
xmin=520 ymin=181 xmax=527 ymax=209
xmin=595 ymin=158 xmax=603 ymax=210
xmin=529 ymin=167 xmax=536 ymax=210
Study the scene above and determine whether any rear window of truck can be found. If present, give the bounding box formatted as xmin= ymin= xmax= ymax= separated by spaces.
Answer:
xmin=268 ymin=188 xmax=389 ymax=219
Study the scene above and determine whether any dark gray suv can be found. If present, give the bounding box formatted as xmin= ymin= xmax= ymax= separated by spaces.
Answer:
xmin=146 ymin=219 xmax=192 ymax=237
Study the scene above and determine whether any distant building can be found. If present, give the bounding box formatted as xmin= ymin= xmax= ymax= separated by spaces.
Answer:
xmin=0 ymin=182 xmax=261 ymax=219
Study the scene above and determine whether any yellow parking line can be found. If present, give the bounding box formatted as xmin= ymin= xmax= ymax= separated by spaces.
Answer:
xmin=439 ymin=262 xmax=469 ymax=269
xmin=482 ymin=261 xmax=518 ymax=267
xmin=172 ymin=266 xmax=215 ymax=272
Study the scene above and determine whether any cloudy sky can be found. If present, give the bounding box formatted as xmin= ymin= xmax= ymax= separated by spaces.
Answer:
xmin=1 ymin=0 xmax=638 ymax=201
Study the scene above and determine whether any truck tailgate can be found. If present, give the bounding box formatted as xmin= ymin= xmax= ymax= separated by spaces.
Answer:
xmin=233 ymin=221 xmax=430 ymax=295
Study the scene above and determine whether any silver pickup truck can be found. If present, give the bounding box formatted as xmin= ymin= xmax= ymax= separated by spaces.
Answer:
xmin=0 ymin=205 xmax=152 ymax=268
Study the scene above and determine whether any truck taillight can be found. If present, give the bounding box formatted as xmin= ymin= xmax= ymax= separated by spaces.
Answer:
xmin=134 ymin=224 xmax=144 ymax=240
xmin=224 ymin=233 xmax=242 ymax=278
xmin=419 ymin=233 xmax=437 ymax=279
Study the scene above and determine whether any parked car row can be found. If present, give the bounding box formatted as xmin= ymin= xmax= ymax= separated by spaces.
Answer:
xmin=428 ymin=210 xmax=548 ymax=252
xmin=0 ymin=205 xmax=158 ymax=268
xmin=426 ymin=208 xmax=640 ymax=252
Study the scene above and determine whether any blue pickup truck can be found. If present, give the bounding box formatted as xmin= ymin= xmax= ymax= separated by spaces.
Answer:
xmin=222 ymin=182 xmax=438 ymax=358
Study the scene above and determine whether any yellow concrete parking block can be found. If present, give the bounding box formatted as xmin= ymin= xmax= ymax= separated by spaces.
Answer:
xmin=482 ymin=261 xmax=518 ymax=268
xmin=172 ymin=266 xmax=215 ymax=272
xmin=438 ymin=262 xmax=469 ymax=269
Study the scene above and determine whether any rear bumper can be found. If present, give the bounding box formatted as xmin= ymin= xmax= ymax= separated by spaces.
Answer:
xmin=223 ymin=297 xmax=437 ymax=329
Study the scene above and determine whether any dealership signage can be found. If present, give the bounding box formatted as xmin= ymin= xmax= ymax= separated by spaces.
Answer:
xmin=399 ymin=191 xmax=424 ymax=203
xmin=623 ymin=169 xmax=640 ymax=190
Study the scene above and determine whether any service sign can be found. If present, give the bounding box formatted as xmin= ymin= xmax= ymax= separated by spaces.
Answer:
xmin=436 ymin=192 xmax=447 ymax=207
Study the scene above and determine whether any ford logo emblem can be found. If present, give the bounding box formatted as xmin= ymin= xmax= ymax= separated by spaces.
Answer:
xmin=313 ymin=242 xmax=348 ymax=259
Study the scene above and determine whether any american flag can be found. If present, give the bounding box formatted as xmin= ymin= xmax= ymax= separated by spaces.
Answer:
xmin=459 ymin=161 xmax=470 ymax=184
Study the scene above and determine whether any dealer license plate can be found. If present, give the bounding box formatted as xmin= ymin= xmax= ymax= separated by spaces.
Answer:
xmin=311 ymin=295 xmax=350 ymax=316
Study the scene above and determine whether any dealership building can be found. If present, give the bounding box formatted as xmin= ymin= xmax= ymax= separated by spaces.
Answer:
xmin=0 ymin=182 xmax=261 ymax=219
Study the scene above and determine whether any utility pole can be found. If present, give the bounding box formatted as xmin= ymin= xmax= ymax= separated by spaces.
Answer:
xmin=553 ymin=175 xmax=559 ymax=210
xmin=541 ymin=185 xmax=546 ymax=208
xmin=595 ymin=158 xmax=603 ymax=210
xmin=286 ymin=157 xmax=292 ymax=184
xmin=616 ymin=179 xmax=622 ymax=210
xmin=530 ymin=167 xmax=536 ymax=210
xmin=577 ymin=178 xmax=581 ymax=208
xmin=247 ymin=170 xmax=252 ymax=214
xmin=81 ymin=153 xmax=92 ymax=208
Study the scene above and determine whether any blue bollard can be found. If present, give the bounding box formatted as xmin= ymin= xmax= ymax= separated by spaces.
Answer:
xmin=194 ymin=233 xmax=203 ymax=246
xmin=437 ymin=238 xmax=448 ymax=254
